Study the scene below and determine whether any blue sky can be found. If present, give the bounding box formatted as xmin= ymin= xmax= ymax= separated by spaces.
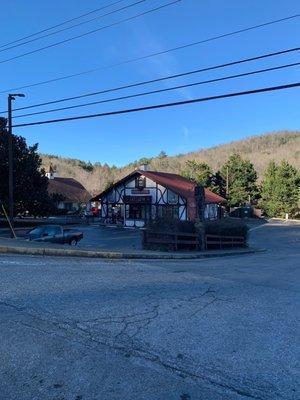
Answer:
xmin=1 ymin=0 xmax=300 ymax=166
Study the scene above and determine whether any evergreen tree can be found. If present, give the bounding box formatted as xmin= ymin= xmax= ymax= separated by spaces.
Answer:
xmin=210 ymin=170 xmax=226 ymax=197
xmin=182 ymin=160 xmax=213 ymax=187
xmin=260 ymin=160 xmax=300 ymax=217
xmin=259 ymin=161 xmax=277 ymax=217
xmin=0 ymin=131 xmax=52 ymax=216
xmin=158 ymin=150 xmax=167 ymax=159
xmin=220 ymin=154 xmax=258 ymax=207
xmin=156 ymin=150 xmax=169 ymax=170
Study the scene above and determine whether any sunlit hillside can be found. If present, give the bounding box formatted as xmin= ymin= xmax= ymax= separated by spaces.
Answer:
xmin=41 ymin=131 xmax=300 ymax=195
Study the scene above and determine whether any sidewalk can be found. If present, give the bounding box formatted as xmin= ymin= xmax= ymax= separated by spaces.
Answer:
xmin=0 ymin=237 xmax=265 ymax=260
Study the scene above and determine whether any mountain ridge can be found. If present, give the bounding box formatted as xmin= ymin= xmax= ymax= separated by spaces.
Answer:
xmin=41 ymin=130 xmax=300 ymax=195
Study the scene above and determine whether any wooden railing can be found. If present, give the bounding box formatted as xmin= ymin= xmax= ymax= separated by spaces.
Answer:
xmin=142 ymin=230 xmax=199 ymax=251
xmin=205 ymin=234 xmax=246 ymax=249
xmin=142 ymin=230 xmax=246 ymax=251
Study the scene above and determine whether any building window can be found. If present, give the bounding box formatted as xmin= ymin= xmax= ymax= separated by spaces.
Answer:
xmin=157 ymin=205 xmax=179 ymax=219
xmin=167 ymin=190 xmax=179 ymax=204
xmin=127 ymin=204 xmax=151 ymax=220
xmin=204 ymin=204 xmax=219 ymax=220
xmin=135 ymin=177 xmax=146 ymax=190
xmin=107 ymin=190 xmax=115 ymax=202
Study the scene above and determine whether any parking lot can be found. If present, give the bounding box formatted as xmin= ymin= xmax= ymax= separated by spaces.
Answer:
xmin=77 ymin=225 xmax=142 ymax=251
xmin=0 ymin=221 xmax=299 ymax=399
xmin=0 ymin=223 xmax=142 ymax=252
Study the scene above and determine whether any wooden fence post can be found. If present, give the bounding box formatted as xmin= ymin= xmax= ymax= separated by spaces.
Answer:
xmin=195 ymin=186 xmax=205 ymax=250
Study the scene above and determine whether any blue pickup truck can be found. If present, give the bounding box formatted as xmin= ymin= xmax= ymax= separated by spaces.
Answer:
xmin=27 ymin=225 xmax=83 ymax=246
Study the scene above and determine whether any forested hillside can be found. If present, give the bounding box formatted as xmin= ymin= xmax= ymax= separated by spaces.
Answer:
xmin=41 ymin=131 xmax=300 ymax=195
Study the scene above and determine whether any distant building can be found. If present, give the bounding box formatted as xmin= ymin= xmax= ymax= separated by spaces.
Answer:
xmin=91 ymin=166 xmax=226 ymax=228
xmin=46 ymin=166 xmax=91 ymax=212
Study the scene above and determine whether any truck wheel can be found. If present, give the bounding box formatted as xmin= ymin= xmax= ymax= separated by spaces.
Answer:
xmin=69 ymin=238 xmax=77 ymax=246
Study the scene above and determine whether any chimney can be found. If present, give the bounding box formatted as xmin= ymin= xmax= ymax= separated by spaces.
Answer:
xmin=46 ymin=164 xmax=57 ymax=179
xmin=139 ymin=164 xmax=149 ymax=171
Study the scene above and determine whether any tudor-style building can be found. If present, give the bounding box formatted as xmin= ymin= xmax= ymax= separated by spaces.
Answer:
xmin=91 ymin=166 xmax=226 ymax=228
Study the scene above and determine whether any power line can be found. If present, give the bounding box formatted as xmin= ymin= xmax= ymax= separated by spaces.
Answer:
xmin=0 ymin=0 xmax=146 ymax=53
xmin=0 ymin=0 xmax=181 ymax=65
xmin=1 ymin=13 xmax=299 ymax=93
xmin=13 ymin=61 xmax=300 ymax=119
xmin=12 ymin=82 xmax=300 ymax=128
xmin=0 ymin=0 xmax=127 ymax=49
xmin=5 ymin=45 xmax=300 ymax=113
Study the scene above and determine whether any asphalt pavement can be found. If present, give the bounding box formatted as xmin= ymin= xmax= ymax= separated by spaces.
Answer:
xmin=0 ymin=221 xmax=299 ymax=400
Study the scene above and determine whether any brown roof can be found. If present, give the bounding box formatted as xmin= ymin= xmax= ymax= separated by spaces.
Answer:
xmin=141 ymin=171 xmax=226 ymax=204
xmin=91 ymin=170 xmax=226 ymax=204
xmin=48 ymin=178 xmax=91 ymax=203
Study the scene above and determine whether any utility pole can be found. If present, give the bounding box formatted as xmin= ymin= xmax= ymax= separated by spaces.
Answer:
xmin=7 ymin=93 xmax=25 ymax=237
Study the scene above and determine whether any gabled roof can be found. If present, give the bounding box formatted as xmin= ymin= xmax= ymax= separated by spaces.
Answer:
xmin=48 ymin=177 xmax=91 ymax=203
xmin=91 ymin=170 xmax=226 ymax=204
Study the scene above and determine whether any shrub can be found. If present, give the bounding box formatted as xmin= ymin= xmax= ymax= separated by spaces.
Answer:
xmin=143 ymin=216 xmax=196 ymax=251
xmin=204 ymin=218 xmax=249 ymax=239
xmin=143 ymin=216 xmax=248 ymax=251
xmin=146 ymin=216 xmax=195 ymax=233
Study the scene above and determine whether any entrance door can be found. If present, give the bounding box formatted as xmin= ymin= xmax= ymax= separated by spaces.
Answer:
xmin=125 ymin=203 xmax=151 ymax=227
xmin=128 ymin=204 xmax=151 ymax=220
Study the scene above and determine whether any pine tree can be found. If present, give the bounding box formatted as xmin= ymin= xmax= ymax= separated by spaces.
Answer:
xmin=220 ymin=154 xmax=258 ymax=207
xmin=182 ymin=160 xmax=213 ymax=187
xmin=260 ymin=160 xmax=300 ymax=217
xmin=210 ymin=170 xmax=226 ymax=197
xmin=260 ymin=161 xmax=278 ymax=217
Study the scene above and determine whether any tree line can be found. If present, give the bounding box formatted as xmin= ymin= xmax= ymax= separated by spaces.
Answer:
xmin=181 ymin=154 xmax=300 ymax=218
xmin=0 ymin=131 xmax=299 ymax=219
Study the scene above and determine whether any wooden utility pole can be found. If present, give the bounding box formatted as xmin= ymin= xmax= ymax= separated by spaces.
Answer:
xmin=0 ymin=201 xmax=16 ymax=239
xmin=7 ymin=94 xmax=25 ymax=237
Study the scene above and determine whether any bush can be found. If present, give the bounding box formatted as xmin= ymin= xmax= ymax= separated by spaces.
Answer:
xmin=143 ymin=216 xmax=196 ymax=251
xmin=143 ymin=216 xmax=248 ymax=251
xmin=204 ymin=218 xmax=249 ymax=239
xmin=146 ymin=216 xmax=195 ymax=233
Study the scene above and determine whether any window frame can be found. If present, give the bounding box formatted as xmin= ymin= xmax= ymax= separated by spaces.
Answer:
xmin=167 ymin=190 xmax=179 ymax=204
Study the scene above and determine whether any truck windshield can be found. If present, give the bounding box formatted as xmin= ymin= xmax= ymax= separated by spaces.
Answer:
xmin=44 ymin=226 xmax=61 ymax=236
xmin=29 ymin=227 xmax=44 ymax=236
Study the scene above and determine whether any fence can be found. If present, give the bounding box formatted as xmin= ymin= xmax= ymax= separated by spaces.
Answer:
xmin=205 ymin=234 xmax=246 ymax=249
xmin=142 ymin=230 xmax=199 ymax=251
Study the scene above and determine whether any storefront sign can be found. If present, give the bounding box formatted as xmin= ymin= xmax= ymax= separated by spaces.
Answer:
xmin=131 ymin=189 xmax=150 ymax=194
xmin=123 ymin=195 xmax=152 ymax=204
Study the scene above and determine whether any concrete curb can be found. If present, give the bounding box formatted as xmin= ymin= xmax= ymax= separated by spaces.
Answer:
xmin=0 ymin=244 xmax=266 ymax=260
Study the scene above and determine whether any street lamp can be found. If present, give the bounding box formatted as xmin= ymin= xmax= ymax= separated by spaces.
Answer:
xmin=8 ymin=93 xmax=25 ymax=236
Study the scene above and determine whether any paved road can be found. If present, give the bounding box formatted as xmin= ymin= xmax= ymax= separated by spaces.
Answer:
xmin=0 ymin=222 xmax=299 ymax=400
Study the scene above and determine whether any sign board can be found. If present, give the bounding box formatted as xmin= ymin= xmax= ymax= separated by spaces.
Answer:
xmin=131 ymin=189 xmax=150 ymax=194
xmin=123 ymin=195 xmax=152 ymax=204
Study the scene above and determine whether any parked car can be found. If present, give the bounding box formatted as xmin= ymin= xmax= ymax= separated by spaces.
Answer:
xmin=26 ymin=225 xmax=83 ymax=245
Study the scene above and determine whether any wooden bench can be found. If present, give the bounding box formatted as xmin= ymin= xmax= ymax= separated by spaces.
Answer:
xmin=205 ymin=234 xmax=246 ymax=249
xmin=142 ymin=230 xmax=199 ymax=251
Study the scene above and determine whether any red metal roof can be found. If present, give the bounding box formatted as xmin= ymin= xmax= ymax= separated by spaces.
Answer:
xmin=140 ymin=171 xmax=226 ymax=203
xmin=91 ymin=170 xmax=226 ymax=204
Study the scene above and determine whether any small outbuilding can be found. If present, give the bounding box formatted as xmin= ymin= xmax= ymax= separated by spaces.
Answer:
xmin=91 ymin=166 xmax=226 ymax=228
